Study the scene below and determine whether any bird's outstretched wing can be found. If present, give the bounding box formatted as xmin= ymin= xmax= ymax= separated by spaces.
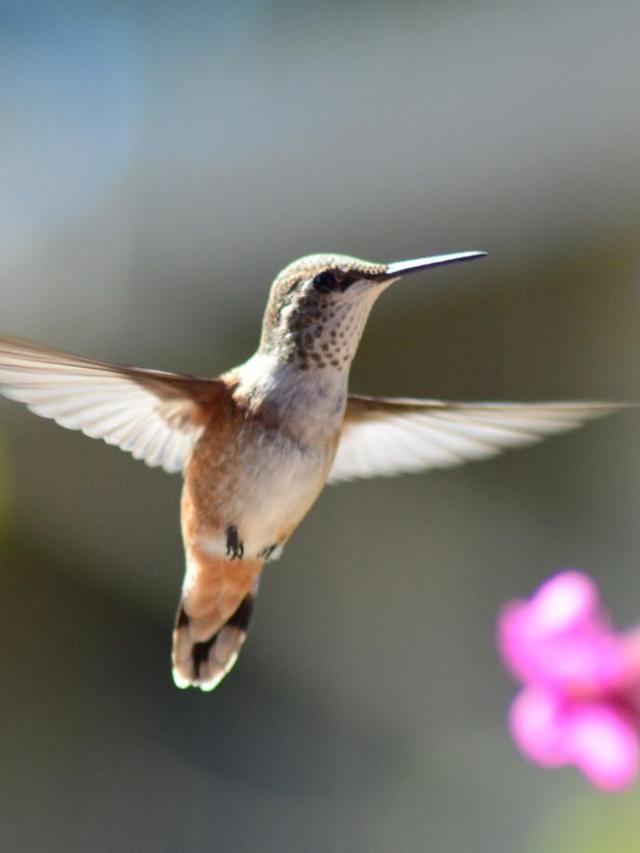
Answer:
xmin=0 ymin=335 xmax=225 ymax=473
xmin=328 ymin=396 xmax=625 ymax=483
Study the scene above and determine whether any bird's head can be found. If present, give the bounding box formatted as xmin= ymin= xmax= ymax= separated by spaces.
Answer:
xmin=258 ymin=251 xmax=486 ymax=371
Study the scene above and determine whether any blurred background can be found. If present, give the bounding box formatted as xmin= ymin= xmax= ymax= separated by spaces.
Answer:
xmin=1 ymin=0 xmax=640 ymax=850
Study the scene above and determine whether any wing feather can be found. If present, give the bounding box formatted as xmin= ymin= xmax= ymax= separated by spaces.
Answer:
xmin=329 ymin=396 xmax=626 ymax=483
xmin=0 ymin=334 xmax=225 ymax=474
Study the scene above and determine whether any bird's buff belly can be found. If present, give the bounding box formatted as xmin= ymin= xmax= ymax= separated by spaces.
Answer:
xmin=183 ymin=435 xmax=332 ymax=562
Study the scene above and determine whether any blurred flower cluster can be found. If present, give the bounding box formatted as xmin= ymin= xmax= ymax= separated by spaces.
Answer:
xmin=498 ymin=571 xmax=640 ymax=790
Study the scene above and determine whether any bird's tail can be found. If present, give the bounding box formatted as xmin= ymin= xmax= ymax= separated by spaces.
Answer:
xmin=172 ymin=553 xmax=262 ymax=691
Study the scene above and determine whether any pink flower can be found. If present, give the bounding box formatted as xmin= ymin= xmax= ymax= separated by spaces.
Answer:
xmin=497 ymin=571 xmax=640 ymax=790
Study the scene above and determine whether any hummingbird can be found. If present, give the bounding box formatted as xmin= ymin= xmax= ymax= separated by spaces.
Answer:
xmin=0 ymin=251 xmax=623 ymax=691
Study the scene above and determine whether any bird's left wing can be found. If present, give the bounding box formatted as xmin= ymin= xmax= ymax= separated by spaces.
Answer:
xmin=0 ymin=335 xmax=225 ymax=473
xmin=328 ymin=395 xmax=624 ymax=483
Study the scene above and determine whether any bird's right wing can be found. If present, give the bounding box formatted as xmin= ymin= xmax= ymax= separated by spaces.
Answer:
xmin=328 ymin=396 xmax=626 ymax=483
xmin=0 ymin=335 xmax=228 ymax=473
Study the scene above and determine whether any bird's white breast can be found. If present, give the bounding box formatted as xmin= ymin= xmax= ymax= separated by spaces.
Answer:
xmin=196 ymin=352 xmax=348 ymax=560
xmin=198 ymin=429 xmax=333 ymax=561
xmin=241 ymin=435 xmax=331 ymax=555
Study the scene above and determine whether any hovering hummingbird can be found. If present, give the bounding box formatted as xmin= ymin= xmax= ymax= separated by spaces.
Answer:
xmin=0 ymin=251 xmax=622 ymax=691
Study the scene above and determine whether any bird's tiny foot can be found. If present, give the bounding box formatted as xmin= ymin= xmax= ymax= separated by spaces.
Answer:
xmin=258 ymin=543 xmax=283 ymax=562
xmin=225 ymin=525 xmax=244 ymax=560
xmin=258 ymin=544 xmax=277 ymax=560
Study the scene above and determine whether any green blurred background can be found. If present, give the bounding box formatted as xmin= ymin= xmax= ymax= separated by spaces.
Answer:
xmin=1 ymin=1 xmax=640 ymax=850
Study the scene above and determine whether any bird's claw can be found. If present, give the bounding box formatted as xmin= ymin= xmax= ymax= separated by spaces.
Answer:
xmin=225 ymin=525 xmax=244 ymax=560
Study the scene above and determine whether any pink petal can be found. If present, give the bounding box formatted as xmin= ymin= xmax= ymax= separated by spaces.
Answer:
xmin=566 ymin=703 xmax=638 ymax=790
xmin=497 ymin=572 xmax=624 ymax=692
xmin=498 ymin=608 xmax=624 ymax=691
xmin=509 ymin=687 xmax=569 ymax=767
xmin=620 ymin=628 xmax=640 ymax=687
xmin=530 ymin=571 xmax=600 ymax=635
xmin=497 ymin=602 xmax=536 ymax=681
xmin=537 ymin=633 xmax=627 ymax=694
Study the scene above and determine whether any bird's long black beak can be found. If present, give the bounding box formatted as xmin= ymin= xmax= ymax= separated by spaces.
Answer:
xmin=382 ymin=251 xmax=487 ymax=281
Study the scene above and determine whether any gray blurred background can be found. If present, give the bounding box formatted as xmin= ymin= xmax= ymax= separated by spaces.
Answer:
xmin=1 ymin=1 xmax=640 ymax=851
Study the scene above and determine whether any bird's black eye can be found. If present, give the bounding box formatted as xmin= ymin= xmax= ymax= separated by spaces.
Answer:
xmin=312 ymin=271 xmax=335 ymax=293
